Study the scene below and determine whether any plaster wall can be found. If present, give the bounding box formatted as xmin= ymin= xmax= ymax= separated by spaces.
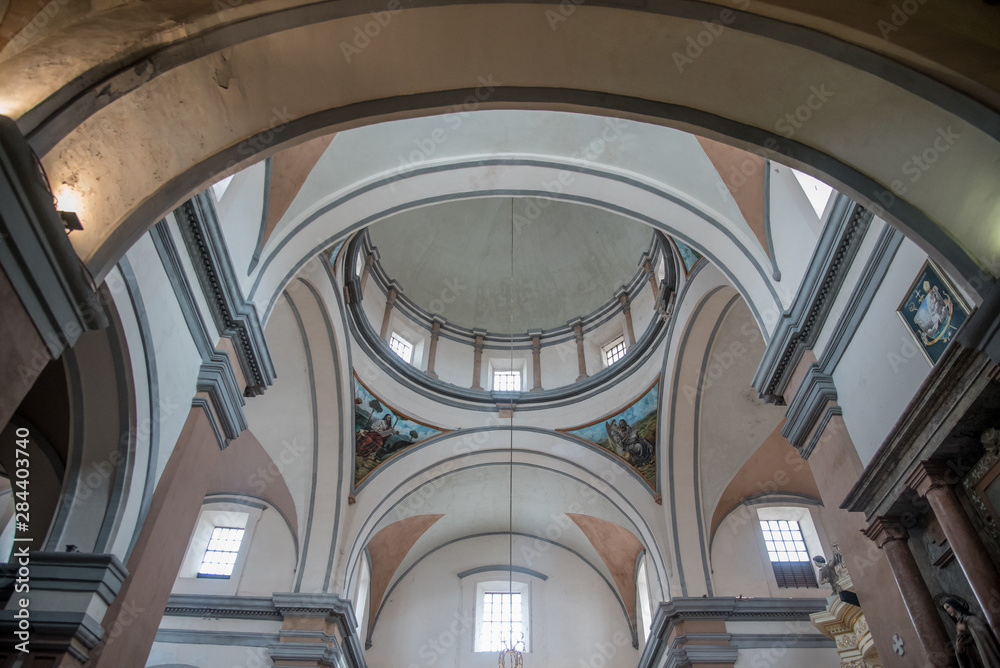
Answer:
xmin=105 ymin=263 xmax=153 ymax=561
xmin=213 ymin=160 xmax=267 ymax=290
xmin=236 ymin=505 xmax=297 ymax=596
xmin=767 ymin=163 xmax=823 ymax=302
xmin=811 ymin=215 xmax=888 ymax=358
xmin=146 ymin=642 xmax=273 ymax=668
xmin=735 ymin=647 xmax=839 ymax=668
xmin=710 ymin=503 xmax=835 ymax=599
xmin=122 ymin=231 xmax=204 ymax=485
xmin=364 ymin=534 xmax=639 ymax=668
xmin=832 ymin=237 xmax=932 ymax=465
xmin=247 ymin=296 xmax=314 ymax=538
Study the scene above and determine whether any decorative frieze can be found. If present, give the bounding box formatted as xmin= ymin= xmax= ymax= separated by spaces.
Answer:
xmin=176 ymin=193 xmax=275 ymax=396
xmin=752 ymin=196 xmax=871 ymax=402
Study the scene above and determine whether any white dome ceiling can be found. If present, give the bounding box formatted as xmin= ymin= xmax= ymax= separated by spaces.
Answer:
xmin=367 ymin=197 xmax=654 ymax=333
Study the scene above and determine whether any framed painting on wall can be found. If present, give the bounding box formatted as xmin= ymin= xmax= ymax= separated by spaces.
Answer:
xmin=897 ymin=260 xmax=969 ymax=364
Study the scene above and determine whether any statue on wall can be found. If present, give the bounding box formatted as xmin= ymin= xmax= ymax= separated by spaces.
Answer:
xmin=982 ymin=427 xmax=1000 ymax=455
xmin=813 ymin=552 xmax=844 ymax=594
xmin=942 ymin=598 xmax=1000 ymax=668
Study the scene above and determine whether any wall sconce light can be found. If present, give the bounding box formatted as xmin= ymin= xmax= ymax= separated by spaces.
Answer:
xmin=59 ymin=210 xmax=83 ymax=232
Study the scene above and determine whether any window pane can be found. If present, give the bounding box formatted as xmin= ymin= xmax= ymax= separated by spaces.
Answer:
xmin=389 ymin=333 xmax=413 ymax=363
xmin=480 ymin=592 xmax=523 ymax=652
xmin=199 ymin=526 xmax=245 ymax=578
xmin=605 ymin=338 xmax=627 ymax=366
xmin=493 ymin=371 xmax=521 ymax=392
xmin=759 ymin=520 xmax=810 ymax=564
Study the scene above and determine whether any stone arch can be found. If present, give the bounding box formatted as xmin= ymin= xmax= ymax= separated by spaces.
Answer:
xmin=5 ymin=3 xmax=994 ymax=291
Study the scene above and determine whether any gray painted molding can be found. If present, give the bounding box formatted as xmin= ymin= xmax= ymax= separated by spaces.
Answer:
xmin=247 ymin=156 xmax=272 ymax=274
xmin=117 ymin=256 xmax=160 ymax=562
xmin=273 ymin=592 xmax=366 ymax=668
xmin=164 ymin=594 xmax=281 ymax=620
xmin=176 ymin=192 xmax=275 ymax=396
xmin=283 ymin=289 xmax=321 ymax=593
xmin=752 ymin=196 xmax=871 ymax=402
xmin=151 ymin=219 xmax=248 ymax=448
xmin=195 ymin=351 xmax=248 ymax=448
xmin=816 ymin=224 xmax=905 ymax=373
xmin=269 ymin=641 xmax=342 ymax=666
xmin=155 ymin=629 xmax=279 ymax=647
xmin=781 ymin=223 xmax=904 ymax=457
xmin=780 ymin=365 xmax=837 ymax=450
xmin=762 ymin=159 xmax=781 ymax=281
xmin=638 ymin=597 xmax=829 ymax=668
xmin=0 ymin=116 xmax=107 ymax=358
xmin=358 ymin=228 xmax=663 ymax=345
xmin=163 ymin=594 xmax=366 ymax=665
xmin=0 ymin=552 xmax=127 ymax=661
xmin=257 ymin=169 xmax=780 ymax=336
xmin=456 ymin=565 xmax=548 ymax=581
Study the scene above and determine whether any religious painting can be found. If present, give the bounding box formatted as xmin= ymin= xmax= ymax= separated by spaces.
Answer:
xmin=670 ymin=237 xmax=703 ymax=276
xmin=325 ymin=238 xmax=347 ymax=273
xmin=559 ymin=380 xmax=659 ymax=490
xmin=354 ymin=375 xmax=448 ymax=487
xmin=897 ymin=260 xmax=969 ymax=364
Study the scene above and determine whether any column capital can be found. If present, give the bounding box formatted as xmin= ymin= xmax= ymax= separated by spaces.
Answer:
xmin=431 ymin=314 xmax=446 ymax=328
xmin=615 ymin=286 xmax=630 ymax=308
xmin=638 ymin=252 xmax=655 ymax=275
xmin=385 ymin=281 xmax=401 ymax=303
xmin=905 ymin=460 xmax=959 ymax=497
xmin=862 ymin=516 xmax=910 ymax=549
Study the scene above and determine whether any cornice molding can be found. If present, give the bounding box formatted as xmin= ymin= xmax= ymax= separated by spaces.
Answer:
xmin=752 ymin=196 xmax=871 ymax=402
xmin=639 ymin=597 xmax=830 ymax=668
xmin=164 ymin=594 xmax=281 ymax=620
xmin=177 ymin=193 xmax=275 ymax=396
xmin=195 ymin=351 xmax=248 ymax=449
xmin=781 ymin=365 xmax=838 ymax=452
xmin=0 ymin=116 xmax=107 ymax=358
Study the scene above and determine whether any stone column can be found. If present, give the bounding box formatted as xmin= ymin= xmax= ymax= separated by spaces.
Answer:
xmin=571 ymin=318 xmax=587 ymax=381
xmin=616 ymin=287 xmax=635 ymax=346
xmin=426 ymin=316 xmax=444 ymax=379
xmin=379 ymin=282 xmax=399 ymax=340
xmin=863 ymin=517 xmax=957 ymax=667
xmin=359 ymin=249 xmax=378 ymax=293
xmin=907 ymin=461 xmax=1000 ymax=635
xmin=529 ymin=329 xmax=543 ymax=391
xmin=86 ymin=403 xmax=235 ymax=668
xmin=471 ymin=329 xmax=486 ymax=390
xmin=641 ymin=255 xmax=657 ymax=301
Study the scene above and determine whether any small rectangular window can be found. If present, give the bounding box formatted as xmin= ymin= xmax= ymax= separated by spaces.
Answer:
xmin=493 ymin=371 xmax=521 ymax=392
xmin=604 ymin=337 xmax=627 ymax=367
xmin=198 ymin=527 xmax=245 ymax=578
xmin=759 ymin=519 xmax=817 ymax=588
xmin=389 ymin=333 xmax=413 ymax=363
xmin=481 ymin=592 xmax=523 ymax=652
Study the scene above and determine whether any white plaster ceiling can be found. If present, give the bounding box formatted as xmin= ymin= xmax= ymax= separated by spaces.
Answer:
xmin=373 ymin=461 xmax=639 ymax=600
xmin=367 ymin=197 xmax=654 ymax=333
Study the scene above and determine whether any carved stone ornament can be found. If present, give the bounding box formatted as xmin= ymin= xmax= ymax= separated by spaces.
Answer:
xmin=962 ymin=431 xmax=1000 ymax=552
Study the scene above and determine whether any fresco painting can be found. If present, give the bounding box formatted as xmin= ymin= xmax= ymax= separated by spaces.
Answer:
xmin=560 ymin=381 xmax=659 ymax=489
xmin=671 ymin=237 xmax=703 ymax=275
xmin=354 ymin=376 xmax=447 ymax=486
